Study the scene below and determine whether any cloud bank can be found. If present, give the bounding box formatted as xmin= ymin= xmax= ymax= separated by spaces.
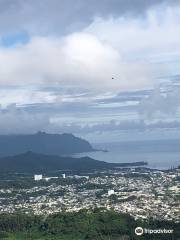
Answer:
xmin=0 ymin=0 xmax=178 ymax=35
xmin=2 ymin=4 xmax=180 ymax=94
xmin=0 ymin=0 xmax=180 ymax=139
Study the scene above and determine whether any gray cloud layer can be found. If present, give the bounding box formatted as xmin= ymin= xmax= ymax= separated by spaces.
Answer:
xmin=0 ymin=0 xmax=179 ymax=35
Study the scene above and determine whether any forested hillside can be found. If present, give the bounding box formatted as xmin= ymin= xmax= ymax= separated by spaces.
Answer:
xmin=0 ymin=210 xmax=179 ymax=240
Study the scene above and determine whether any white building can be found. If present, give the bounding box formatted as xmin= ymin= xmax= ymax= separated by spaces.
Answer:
xmin=108 ymin=189 xmax=115 ymax=196
xmin=34 ymin=174 xmax=43 ymax=181
xmin=74 ymin=175 xmax=89 ymax=180
xmin=44 ymin=177 xmax=58 ymax=181
xmin=62 ymin=173 xmax=66 ymax=179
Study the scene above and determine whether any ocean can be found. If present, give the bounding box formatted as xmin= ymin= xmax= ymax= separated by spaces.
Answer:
xmin=75 ymin=139 xmax=180 ymax=170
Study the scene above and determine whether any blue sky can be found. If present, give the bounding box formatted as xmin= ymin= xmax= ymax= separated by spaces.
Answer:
xmin=0 ymin=0 xmax=180 ymax=142
xmin=1 ymin=31 xmax=29 ymax=47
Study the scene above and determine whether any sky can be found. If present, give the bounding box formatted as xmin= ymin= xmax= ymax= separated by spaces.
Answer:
xmin=0 ymin=0 xmax=180 ymax=142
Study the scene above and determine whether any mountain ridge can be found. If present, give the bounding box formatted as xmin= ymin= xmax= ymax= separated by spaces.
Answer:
xmin=0 ymin=151 xmax=147 ymax=173
xmin=0 ymin=132 xmax=95 ymax=157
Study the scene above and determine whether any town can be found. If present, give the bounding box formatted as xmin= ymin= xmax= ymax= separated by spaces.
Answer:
xmin=0 ymin=167 xmax=179 ymax=223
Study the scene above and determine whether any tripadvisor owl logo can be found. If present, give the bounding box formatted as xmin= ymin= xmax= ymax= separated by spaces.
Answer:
xmin=135 ymin=227 xmax=143 ymax=236
xmin=135 ymin=227 xmax=174 ymax=236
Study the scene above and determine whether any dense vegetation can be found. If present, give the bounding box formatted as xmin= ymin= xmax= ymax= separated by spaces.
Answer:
xmin=0 ymin=209 xmax=179 ymax=240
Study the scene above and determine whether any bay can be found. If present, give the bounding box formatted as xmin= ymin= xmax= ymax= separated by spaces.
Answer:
xmin=75 ymin=139 xmax=180 ymax=170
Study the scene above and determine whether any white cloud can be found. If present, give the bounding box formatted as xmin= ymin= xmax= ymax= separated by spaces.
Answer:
xmin=0 ymin=104 xmax=50 ymax=134
xmin=1 ymin=4 xmax=180 ymax=99
xmin=0 ymin=32 xmax=154 ymax=94
xmin=0 ymin=88 xmax=56 ymax=107
xmin=0 ymin=3 xmax=180 ymax=137
xmin=85 ymin=5 xmax=180 ymax=58
xmin=139 ymin=87 xmax=180 ymax=121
